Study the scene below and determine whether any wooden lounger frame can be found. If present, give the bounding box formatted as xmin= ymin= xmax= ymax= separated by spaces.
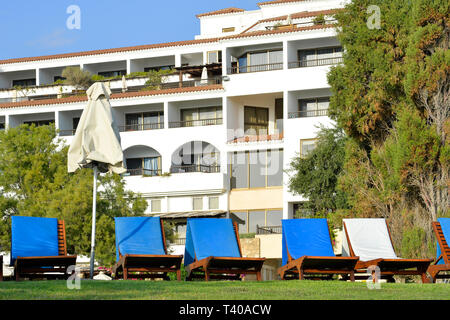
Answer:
xmin=14 ymin=220 xmax=77 ymax=281
xmin=278 ymin=221 xmax=358 ymax=281
xmin=185 ymin=222 xmax=265 ymax=281
xmin=343 ymin=220 xmax=432 ymax=283
xmin=427 ymin=221 xmax=450 ymax=283
xmin=113 ymin=218 xmax=183 ymax=280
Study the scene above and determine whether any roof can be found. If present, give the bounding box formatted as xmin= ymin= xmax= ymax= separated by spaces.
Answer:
xmin=258 ymin=9 xmax=340 ymax=23
xmin=0 ymin=24 xmax=336 ymax=66
xmin=258 ymin=0 xmax=307 ymax=6
xmin=240 ymin=9 xmax=340 ymax=33
xmin=0 ymin=84 xmax=224 ymax=109
xmin=196 ymin=7 xmax=245 ymax=18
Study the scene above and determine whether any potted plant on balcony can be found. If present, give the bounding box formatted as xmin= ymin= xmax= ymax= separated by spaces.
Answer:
xmin=62 ymin=66 xmax=93 ymax=93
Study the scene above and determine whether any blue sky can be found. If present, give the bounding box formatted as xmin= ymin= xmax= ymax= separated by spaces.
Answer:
xmin=0 ymin=1 xmax=260 ymax=60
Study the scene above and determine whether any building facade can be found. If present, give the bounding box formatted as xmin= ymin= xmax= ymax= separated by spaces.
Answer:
xmin=0 ymin=0 xmax=347 ymax=262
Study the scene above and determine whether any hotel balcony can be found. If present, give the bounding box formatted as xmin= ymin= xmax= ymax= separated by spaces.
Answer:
xmin=170 ymin=164 xmax=220 ymax=174
xmin=288 ymin=56 xmax=343 ymax=69
xmin=168 ymin=117 xmax=222 ymax=128
xmin=225 ymin=43 xmax=283 ymax=75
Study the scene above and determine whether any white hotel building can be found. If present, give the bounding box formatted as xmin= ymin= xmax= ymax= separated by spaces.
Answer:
xmin=0 ymin=0 xmax=347 ymax=268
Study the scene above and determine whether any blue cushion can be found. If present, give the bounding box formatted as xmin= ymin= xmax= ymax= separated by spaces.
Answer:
xmin=436 ymin=218 xmax=450 ymax=265
xmin=11 ymin=216 xmax=59 ymax=265
xmin=184 ymin=218 xmax=241 ymax=266
xmin=282 ymin=218 xmax=335 ymax=266
xmin=115 ymin=217 xmax=166 ymax=261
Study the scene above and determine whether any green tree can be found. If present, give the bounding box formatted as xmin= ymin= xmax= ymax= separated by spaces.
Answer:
xmin=0 ymin=124 xmax=147 ymax=266
xmin=287 ymin=125 xmax=349 ymax=226
xmin=327 ymin=0 xmax=449 ymax=259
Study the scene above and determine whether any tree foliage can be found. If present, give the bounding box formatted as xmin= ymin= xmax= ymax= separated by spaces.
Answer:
xmin=320 ymin=0 xmax=448 ymax=258
xmin=0 ymin=124 xmax=148 ymax=266
xmin=287 ymin=125 xmax=349 ymax=226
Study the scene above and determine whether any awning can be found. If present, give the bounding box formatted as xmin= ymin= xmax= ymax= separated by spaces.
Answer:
xmin=152 ymin=210 xmax=226 ymax=219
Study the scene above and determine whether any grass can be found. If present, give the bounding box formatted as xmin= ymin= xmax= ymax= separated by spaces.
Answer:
xmin=0 ymin=280 xmax=449 ymax=300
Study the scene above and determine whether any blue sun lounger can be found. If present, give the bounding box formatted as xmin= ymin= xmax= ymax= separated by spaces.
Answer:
xmin=428 ymin=218 xmax=450 ymax=282
xmin=184 ymin=218 xmax=265 ymax=281
xmin=113 ymin=216 xmax=183 ymax=280
xmin=278 ymin=218 xmax=358 ymax=281
xmin=11 ymin=216 xmax=77 ymax=280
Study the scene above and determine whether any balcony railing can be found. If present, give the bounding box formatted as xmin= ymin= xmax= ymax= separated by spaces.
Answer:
xmin=0 ymin=77 xmax=223 ymax=104
xmin=125 ymin=77 xmax=223 ymax=93
xmin=288 ymin=57 xmax=343 ymax=69
xmin=228 ymin=62 xmax=283 ymax=74
xmin=59 ymin=129 xmax=77 ymax=136
xmin=171 ymin=238 xmax=186 ymax=245
xmin=256 ymin=225 xmax=282 ymax=235
xmin=169 ymin=118 xmax=223 ymax=128
xmin=123 ymin=168 xmax=162 ymax=176
xmin=288 ymin=109 xmax=329 ymax=119
xmin=119 ymin=123 xmax=164 ymax=132
xmin=170 ymin=164 xmax=220 ymax=174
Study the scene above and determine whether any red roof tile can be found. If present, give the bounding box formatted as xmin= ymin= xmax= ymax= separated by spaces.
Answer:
xmin=0 ymin=85 xmax=224 ymax=109
xmin=257 ymin=0 xmax=306 ymax=6
xmin=240 ymin=9 xmax=340 ymax=33
xmin=0 ymin=24 xmax=335 ymax=66
xmin=196 ymin=7 xmax=245 ymax=18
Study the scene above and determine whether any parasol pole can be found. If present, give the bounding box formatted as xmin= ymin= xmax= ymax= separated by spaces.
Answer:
xmin=89 ymin=164 xmax=98 ymax=279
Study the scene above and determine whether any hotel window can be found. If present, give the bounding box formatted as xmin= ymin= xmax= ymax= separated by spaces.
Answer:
xmin=222 ymin=27 xmax=235 ymax=33
xmin=53 ymin=76 xmax=66 ymax=82
xmin=126 ymin=157 xmax=161 ymax=176
xmin=23 ymin=120 xmax=55 ymax=127
xmin=125 ymin=111 xmax=164 ymax=131
xmin=193 ymin=197 xmax=203 ymax=211
xmin=300 ymin=139 xmax=317 ymax=158
xmin=230 ymin=149 xmax=283 ymax=189
xmin=298 ymin=97 xmax=329 ymax=117
xmin=297 ymin=47 xmax=342 ymax=67
xmin=244 ymin=106 xmax=268 ymax=136
xmin=232 ymin=209 xmax=283 ymax=234
xmin=180 ymin=106 xmax=222 ymax=127
xmin=12 ymin=78 xmax=36 ymax=87
xmin=97 ymin=70 xmax=126 ymax=78
xmin=207 ymin=51 xmax=222 ymax=64
xmin=144 ymin=65 xmax=174 ymax=72
xmin=275 ymin=98 xmax=284 ymax=134
xmin=151 ymin=199 xmax=162 ymax=213
xmin=208 ymin=196 xmax=219 ymax=210
xmin=238 ymin=49 xmax=283 ymax=73
xmin=73 ymin=117 xmax=80 ymax=131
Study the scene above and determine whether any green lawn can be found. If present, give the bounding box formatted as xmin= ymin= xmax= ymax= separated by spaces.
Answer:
xmin=0 ymin=280 xmax=449 ymax=300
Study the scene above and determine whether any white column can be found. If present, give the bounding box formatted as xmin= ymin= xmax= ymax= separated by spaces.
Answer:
xmin=55 ymin=110 xmax=60 ymax=131
xmin=35 ymin=68 xmax=41 ymax=86
xmin=283 ymin=40 xmax=288 ymax=70
xmin=126 ymin=59 xmax=131 ymax=74
xmin=174 ymin=54 xmax=182 ymax=68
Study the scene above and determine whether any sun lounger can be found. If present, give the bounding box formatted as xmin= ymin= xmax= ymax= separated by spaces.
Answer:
xmin=11 ymin=216 xmax=77 ymax=280
xmin=184 ymin=218 xmax=265 ymax=281
xmin=113 ymin=216 xmax=183 ymax=280
xmin=427 ymin=218 xmax=450 ymax=283
xmin=342 ymin=218 xmax=432 ymax=283
xmin=277 ymin=218 xmax=358 ymax=281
